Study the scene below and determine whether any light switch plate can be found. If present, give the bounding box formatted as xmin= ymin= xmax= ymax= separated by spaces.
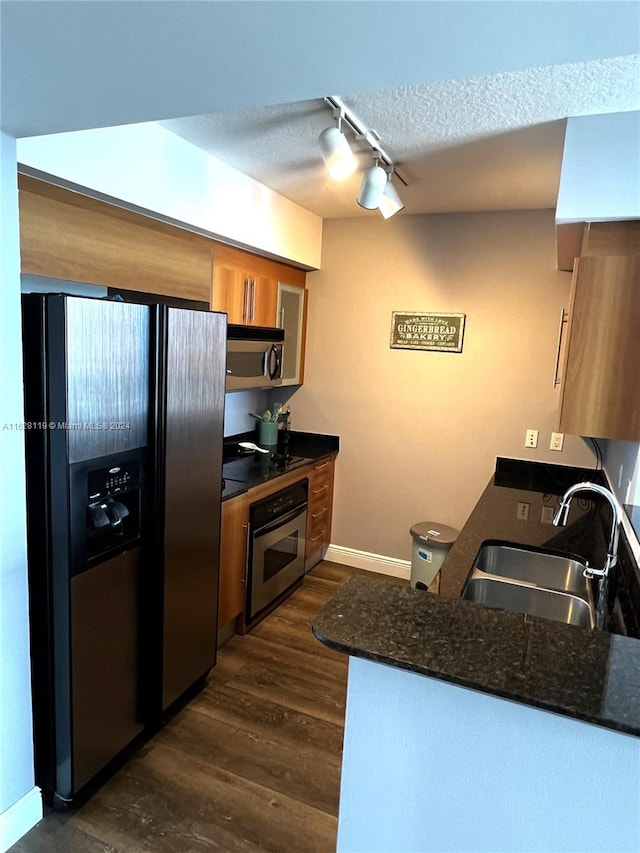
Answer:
xmin=541 ymin=505 xmax=555 ymax=524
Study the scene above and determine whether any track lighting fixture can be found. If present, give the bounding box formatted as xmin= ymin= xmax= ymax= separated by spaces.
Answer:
xmin=319 ymin=95 xmax=407 ymax=219
xmin=377 ymin=173 xmax=405 ymax=219
xmin=318 ymin=114 xmax=356 ymax=180
xmin=357 ymin=159 xmax=387 ymax=210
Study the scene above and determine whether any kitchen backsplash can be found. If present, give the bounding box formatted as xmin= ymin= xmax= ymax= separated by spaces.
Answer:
xmin=223 ymin=389 xmax=268 ymax=437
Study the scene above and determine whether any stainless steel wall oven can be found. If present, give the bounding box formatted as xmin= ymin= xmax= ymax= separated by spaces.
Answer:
xmin=247 ymin=480 xmax=308 ymax=626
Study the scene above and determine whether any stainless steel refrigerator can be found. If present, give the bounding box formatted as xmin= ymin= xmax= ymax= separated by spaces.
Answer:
xmin=21 ymin=293 xmax=226 ymax=807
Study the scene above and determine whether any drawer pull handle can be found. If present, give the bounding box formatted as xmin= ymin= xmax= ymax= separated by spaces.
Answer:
xmin=310 ymin=529 xmax=327 ymax=542
xmin=314 ymin=461 xmax=330 ymax=471
xmin=312 ymin=508 xmax=328 ymax=519
xmin=312 ymin=485 xmax=329 ymax=495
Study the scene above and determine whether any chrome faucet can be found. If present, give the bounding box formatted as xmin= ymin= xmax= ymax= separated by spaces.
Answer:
xmin=552 ymin=481 xmax=623 ymax=630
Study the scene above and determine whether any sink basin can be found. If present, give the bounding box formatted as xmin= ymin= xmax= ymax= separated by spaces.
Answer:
xmin=474 ymin=543 xmax=591 ymax=598
xmin=462 ymin=576 xmax=595 ymax=629
xmin=461 ymin=542 xmax=596 ymax=629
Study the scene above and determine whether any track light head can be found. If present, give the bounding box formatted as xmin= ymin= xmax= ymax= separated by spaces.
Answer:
xmin=377 ymin=175 xmax=405 ymax=219
xmin=320 ymin=96 xmax=407 ymax=216
xmin=357 ymin=163 xmax=387 ymax=210
xmin=318 ymin=125 xmax=356 ymax=180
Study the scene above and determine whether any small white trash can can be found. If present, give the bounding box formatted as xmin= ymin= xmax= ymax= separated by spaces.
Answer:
xmin=410 ymin=522 xmax=459 ymax=589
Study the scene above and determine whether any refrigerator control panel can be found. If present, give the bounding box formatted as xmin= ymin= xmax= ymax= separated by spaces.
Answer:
xmin=88 ymin=461 xmax=140 ymax=500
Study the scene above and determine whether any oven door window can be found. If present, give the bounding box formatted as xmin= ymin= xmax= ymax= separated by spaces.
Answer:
xmin=250 ymin=505 xmax=307 ymax=618
xmin=264 ymin=528 xmax=299 ymax=582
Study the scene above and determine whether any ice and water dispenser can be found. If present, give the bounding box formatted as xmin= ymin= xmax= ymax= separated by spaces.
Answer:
xmin=69 ymin=450 xmax=144 ymax=573
xmin=85 ymin=460 xmax=141 ymax=562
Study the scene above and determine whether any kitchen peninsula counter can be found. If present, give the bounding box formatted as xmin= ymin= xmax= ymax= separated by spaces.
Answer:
xmin=313 ymin=458 xmax=640 ymax=737
xmin=313 ymin=458 xmax=640 ymax=853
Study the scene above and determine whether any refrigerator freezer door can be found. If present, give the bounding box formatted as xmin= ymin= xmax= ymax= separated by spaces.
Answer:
xmin=161 ymin=308 xmax=226 ymax=710
xmin=65 ymin=297 xmax=149 ymax=463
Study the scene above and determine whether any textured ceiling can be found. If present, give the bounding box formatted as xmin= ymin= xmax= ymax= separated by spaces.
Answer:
xmin=161 ymin=55 xmax=640 ymax=218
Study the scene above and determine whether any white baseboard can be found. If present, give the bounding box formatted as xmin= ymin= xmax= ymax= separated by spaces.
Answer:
xmin=0 ymin=787 xmax=42 ymax=853
xmin=325 ymin=544 xmax=411 ymax=579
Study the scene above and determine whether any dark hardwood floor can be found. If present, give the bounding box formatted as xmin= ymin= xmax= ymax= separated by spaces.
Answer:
xmin=12 ymin=563 xmax=407 ymax=853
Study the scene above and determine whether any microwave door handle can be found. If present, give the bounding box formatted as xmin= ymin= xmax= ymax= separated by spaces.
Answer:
xmin=268 ymin=344 xmax=281 ymax=381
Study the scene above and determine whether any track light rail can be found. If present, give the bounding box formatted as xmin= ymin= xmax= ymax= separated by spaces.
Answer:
xmin=324 ymin=95 xmax=408 ymax=186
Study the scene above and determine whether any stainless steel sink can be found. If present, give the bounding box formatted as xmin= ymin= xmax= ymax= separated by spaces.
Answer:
xmin=474 ymin=543 xmax=591 ymax=598
xmin=462 ymin=576 xmax=595 ymax=629
xmin=461 ymin=542 xmax=596 ymax=629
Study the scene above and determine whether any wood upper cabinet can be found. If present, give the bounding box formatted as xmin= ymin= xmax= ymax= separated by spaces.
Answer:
xmin=211 ymin=261 xmax=277 ymax=326
xmin=581 ymin=221 xmax=640 ymax=258
xmin=211 ymin=244 xmax=305 ymax=328
xmin=277 ymin=282 xmax=308 ymax=385
xmin=557 ymin=254 xmax=640 ymax=441
xmin=18 ymin=175 xmax=214 ymax=303
xmin=218 ymin=492 xmax=249 ymax=628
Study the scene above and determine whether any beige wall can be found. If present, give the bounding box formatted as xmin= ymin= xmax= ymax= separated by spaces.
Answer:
xmin=291 ymin=209 xmax=595 ymax=562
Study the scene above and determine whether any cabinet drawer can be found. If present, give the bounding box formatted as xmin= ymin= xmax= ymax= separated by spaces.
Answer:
xmin=308 ymin=525 xmax=330 ymax=552
xmin=309 ymin=508 xmax=329 ymax=541
xmin=310 ymin=458 xmax=333 ymax=477
xmin=309 ymin=481 xmax=331 ymax=503
xmin=305 ymin=455 xmax=335 ymax=571
xmin=309 ymin=504 xmax=330 ymax=526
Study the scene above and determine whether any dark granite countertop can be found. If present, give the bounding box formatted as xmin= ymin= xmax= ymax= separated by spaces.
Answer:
xmin=222 ymin=431 xmax=338 ymax=500
xmin=313 ymin=458 xmax=640 ymax=737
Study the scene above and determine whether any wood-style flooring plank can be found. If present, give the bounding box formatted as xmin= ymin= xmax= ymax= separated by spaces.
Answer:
xmin=75 ymin=742 xmax=337 ymax=853
xmin=211 ymin=632 xmax=347 ymax=687
xmin=10 ymin=562 xmax=400 ymax=853
xmin=191 ymin=682 xmax=345 ymax=758
xmin=155 ymin=704 xmax=341 ymax=815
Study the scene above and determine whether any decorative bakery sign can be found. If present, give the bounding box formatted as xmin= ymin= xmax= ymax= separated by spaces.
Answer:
xmin=390 ymin=312 xmax=466 ymax=352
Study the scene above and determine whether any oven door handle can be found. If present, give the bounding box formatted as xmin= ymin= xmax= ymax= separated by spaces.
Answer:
xmin=253 ymin=504 xmax=307 ymax=538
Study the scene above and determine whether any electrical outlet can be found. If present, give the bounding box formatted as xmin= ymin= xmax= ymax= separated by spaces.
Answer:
xmin=550 ymin=432 xmax=564 ymax=452
xmin=516 ymin=502 xmax=530 ymax=521
xmin=541 ymin=505 xmax=555 ymax=524
xmin=525 ymin=429 xmax=538 ymax=449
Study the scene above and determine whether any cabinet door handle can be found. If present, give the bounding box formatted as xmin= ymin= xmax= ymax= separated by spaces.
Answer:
xmin=553 ymin=308 xmax=568 ymax=388
xmin=250 ymin=279 xmax=256 ymax=322
xmin=243 ymin=278 xmax=250 ymax=323
xmin=280 ymin=307 xmax=285 ymax=329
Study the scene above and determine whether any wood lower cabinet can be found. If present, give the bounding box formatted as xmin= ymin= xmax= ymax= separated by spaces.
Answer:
xmin=218 ymin=455 xmax=337 ymax=631
xmin=557 ymin=254 xmax=640 ymax=441
xmin=18 ymin=175 xmax=214 ymax=303
xmin=305 ymin=457 xmax=335 ymax=571
xmin=218 ymin=493 xmax=249 ymax=628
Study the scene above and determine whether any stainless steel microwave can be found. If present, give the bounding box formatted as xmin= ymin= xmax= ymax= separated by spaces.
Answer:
xmin=226 ymin=325 xmax=284 ymax=391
